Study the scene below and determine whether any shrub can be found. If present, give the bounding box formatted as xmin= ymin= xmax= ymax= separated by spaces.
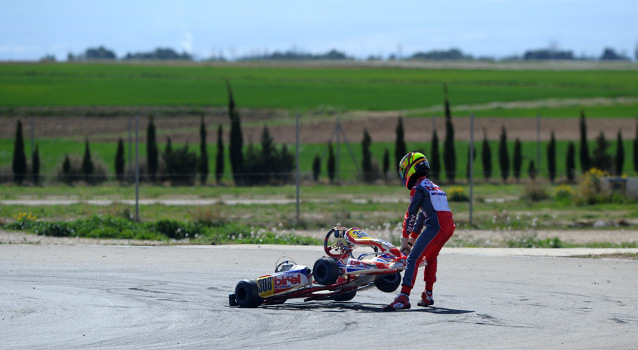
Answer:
xmin=191 ymin=206 xmax=228 ymax=226
xmin=447 ymin=186 xmax=469 ymax=202
xmin=163 ymin=144 xmax=197 ymax=186
xmin=522 ymin=182 xmax=549 ymax=201
xmin=577 ymin=168 xmax=609 ymax=204
xmin=312 ymin=154 xmax=321 ymax=182
xmin=555 ymin=184 xmax=575 ymax=201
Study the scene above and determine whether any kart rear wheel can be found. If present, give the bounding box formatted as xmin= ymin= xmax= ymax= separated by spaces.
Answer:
xmin=374 ymin=272 xmax=402 ymax=293
xmin=330 ymin=289 xmax=357 ymax=302
xmin=234 ymin=279 xmax=263 ymax=308
xmin=313 ymin=257 xmax=340 ymax=285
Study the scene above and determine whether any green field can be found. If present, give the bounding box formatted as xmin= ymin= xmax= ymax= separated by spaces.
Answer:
xmin=1 ymin=62 xmax=638 ymax=116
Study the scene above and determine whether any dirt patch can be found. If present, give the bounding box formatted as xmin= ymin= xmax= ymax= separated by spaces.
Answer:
xmin=569 ymin=253 xmax=638 ymax=260
xmin=0 ymin=229 xmax=167 ymax=246
xmin=1 ymin=106 xmax=636 ymax=144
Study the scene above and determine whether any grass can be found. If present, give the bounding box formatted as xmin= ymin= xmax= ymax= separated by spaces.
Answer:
xmin=1 ymin=182 xmax=636 ymax=232
xmin=1 ymin=63 xmax=638 ymax=116
xmin=3 ymin=213 xmax=320 ymax=245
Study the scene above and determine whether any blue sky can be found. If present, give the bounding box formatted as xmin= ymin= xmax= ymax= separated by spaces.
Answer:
xmin=1 ymin=0 xmax=636 ymax=61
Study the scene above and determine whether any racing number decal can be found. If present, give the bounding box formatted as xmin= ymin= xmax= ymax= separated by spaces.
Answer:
xmin=348 ymin=229 xmax=371 ymax=240
xmin=257 ymin=276 xmax=274 ymax=297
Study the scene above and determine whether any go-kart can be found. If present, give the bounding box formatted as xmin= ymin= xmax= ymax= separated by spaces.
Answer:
xmin=229 ymin=227 xmax=407 ymax=308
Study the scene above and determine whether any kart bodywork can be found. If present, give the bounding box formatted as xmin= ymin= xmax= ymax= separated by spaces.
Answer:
xmin=229 ymin=227 xmax=407 ymax=308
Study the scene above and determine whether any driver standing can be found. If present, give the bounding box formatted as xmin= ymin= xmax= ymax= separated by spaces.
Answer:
xmin=383 ymin=152 xmax=456 ymax=311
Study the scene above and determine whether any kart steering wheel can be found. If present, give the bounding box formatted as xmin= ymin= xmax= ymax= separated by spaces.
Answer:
xmin=323 ymin=228 xmax=350 ymax=259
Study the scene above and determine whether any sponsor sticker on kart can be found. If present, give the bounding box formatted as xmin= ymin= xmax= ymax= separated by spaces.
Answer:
xmin=257 ymin=276 xmax=275 ymax=297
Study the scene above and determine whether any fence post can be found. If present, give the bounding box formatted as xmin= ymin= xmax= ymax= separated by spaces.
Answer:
xmin=336 ymin=116 xmax=341 ymax=185
xmin=135 ymin=115 xmax=140 ymax=222
xmin=295 ymin=113 xmax=300 ymax=222
xmin=469 ymin=113 xmax=474 ymax=226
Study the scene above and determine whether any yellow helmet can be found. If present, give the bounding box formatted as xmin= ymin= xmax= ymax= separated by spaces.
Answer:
xmin=398 ymin=152 xmax=430 ymax=189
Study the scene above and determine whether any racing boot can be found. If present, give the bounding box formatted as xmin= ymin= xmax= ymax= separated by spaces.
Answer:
xmin=417 ymin=290 xmax=434 ymax=307
xmin=382 ymin=293 xmax=411 ymax=311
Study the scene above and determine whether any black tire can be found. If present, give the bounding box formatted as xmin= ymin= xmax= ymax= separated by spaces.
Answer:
xmin=228 ymin=293 xmax=238 ymax=307
xmin=313 ymin=257 xmax=340 ymax=285
xmin=374 ymin=272 xmax=402 ymax=293
xmin=234 ymin=279 xmax=263 ymax=308
xmin=330 ymin=289 xmax=357 ymax=302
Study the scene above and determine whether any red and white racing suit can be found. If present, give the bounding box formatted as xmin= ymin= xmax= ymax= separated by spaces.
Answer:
xmin=401 ymin=176 xmax=455 ymax=293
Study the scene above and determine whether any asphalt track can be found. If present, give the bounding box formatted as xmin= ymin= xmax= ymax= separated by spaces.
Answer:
xmin=1 ymin=245 xmax=636 ymax=350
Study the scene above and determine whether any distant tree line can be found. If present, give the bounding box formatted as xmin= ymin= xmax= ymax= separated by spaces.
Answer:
xmin=240 ymin=49 xmax=351 ymax=61
xmin=67 ymin=46 xmax=192 ymax=61
xmin=52 ymin=44 xmax=635 ymax=63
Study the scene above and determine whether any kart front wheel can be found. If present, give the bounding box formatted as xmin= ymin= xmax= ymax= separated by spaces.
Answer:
xmin=234 ymin=279 xmax=263 ymax=308
xmin=313 ymin=257 xmax=340 ymax=285
xmin=374 ymin=272 xmax=402 ymax=293
xmin=330 ymin=289 xmax=357 ymax=302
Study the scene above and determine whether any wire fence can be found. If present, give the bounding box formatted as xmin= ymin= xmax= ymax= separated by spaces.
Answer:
xmin=2 ymin=114 xmax=637 ymax=187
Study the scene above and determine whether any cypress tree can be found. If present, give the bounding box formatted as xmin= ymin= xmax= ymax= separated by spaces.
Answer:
xmin=163 ymin=137 xmax=174 ymax=182
xmin=430 ymin=130 xmax=441 ymax=182
xmin=199 ymin=115 xmax=209 ymax=184
xmin=165 ymin=136 xmax=173 ymax=154
xmin=226 ymin=80 xmax=244 ymax=185
xmin=32 ymin=145 xmax=40 ymax=185
xmin=261 ymin=126 xmax=274 ymax=181
xmin=443 ymin=84 xmax=456 ymax=182
xmin=146 ymin=116 xmax=158 ymax=182
xmin=382 ymin=148 xmax=390 ymax=182
xmin=395 ymin=117 xmax=406 ymax=170
xmin=12 ymin=120 xmax=27 ymax=184
xmin=498 ymin=125 xmax=510 ymax=182
xmin=361 ymin=128 xmax=374 ymax=182
xmin=62 ymin=153 xmax=71 ymax=184
xmin=592 ymin=131 xmax=612 ymax=172
xmin=615 ymin=130 xmax=624 ymax=176
xmin=633 ymin=118 xmax=638 ymax=174
xmin=528 ymin=160 xmax=536 ymax=180
xmin=327 ymin=142 xmax=336 ymax=184
xmin=579 ymin=110 xmax=590 ymax=173
xmin=513 ymin=138 xmax=522 ymax=183
xmin=547 ymin=131 xmax=556 ymax=183
xmin=115 ymin=137 xmax=125 ymax=182
xmin=312 ymin=154 xmax=321 ymax=182
xmin=82 ymin=138 xmax=94 ymax=184
xmin=566 ymin=142 xmax=576 ymax=183
xmin=215 ymin=125 xmax=224 ymax=184
xmin=481 ymin=129 xmax=492 ymax=181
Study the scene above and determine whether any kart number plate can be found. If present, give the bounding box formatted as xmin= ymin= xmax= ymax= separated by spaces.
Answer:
xmin=257 ymin=276 xmax=274 ymax=297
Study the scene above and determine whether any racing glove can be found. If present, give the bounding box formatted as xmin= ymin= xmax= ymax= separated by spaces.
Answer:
xmin=400 ymin=237 xmax=413 ymax=255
